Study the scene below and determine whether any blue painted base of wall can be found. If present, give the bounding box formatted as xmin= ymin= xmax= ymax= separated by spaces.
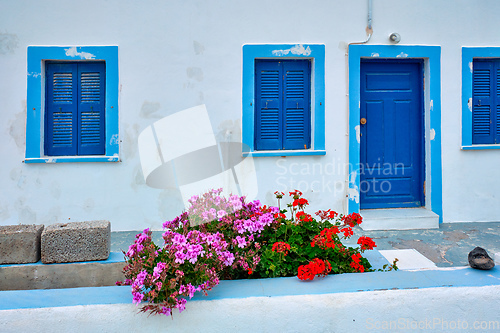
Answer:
xmin=1 ymin=265 xmax=498 ymax=311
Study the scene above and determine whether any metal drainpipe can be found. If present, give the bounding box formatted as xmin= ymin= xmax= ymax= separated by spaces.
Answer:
xmin=343 ymin=0 xmax=373 ymax=215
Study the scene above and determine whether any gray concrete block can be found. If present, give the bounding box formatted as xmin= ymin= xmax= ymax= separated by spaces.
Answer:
xmin=41 ymin=221 xmax=110 ymax=264
xmin=0 ymin=224 xmax=44 ymax=264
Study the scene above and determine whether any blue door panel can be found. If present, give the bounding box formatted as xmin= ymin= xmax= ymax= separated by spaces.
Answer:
xmin=365 ymin=101 xmax=385 ymax=164
xmin=366 ymin=73 xmax=412 ymax=91
xmin=394 ymin=101 xmax=412 ymax=165
xmin=360 ymin=60 xmax=424 ymax=209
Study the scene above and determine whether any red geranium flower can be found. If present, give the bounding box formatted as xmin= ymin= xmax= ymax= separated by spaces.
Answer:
xmin=297 ymin=258 xmax=332 ymax=281
xmin=296 ymin=211 xmax=313 ymax=222
xmin=292 ymin=198 xmax=309 ymax=207
xmin=272 ymin=241 xmax=291 ymax=256
xmin=289 ymin=190 xmax=303 ymax=197
xmin=274 ymin=212 xmax=286 ymax=220
xmin=298 ymin=264 xmax=315 ymax=281
xmin=342 ymin=212 xmax=363 ymax=227
xmin=316 ymin=209 xmax=339 ymax=220
xmin=350 ymin=253 xmax=365 ymax=272
xmin=274 ymin=191 xmax=284 ymax=199
xmin=357 ymin=236 xmax=377 ymax=251
xmin=341 ymin=226 xmax=353 ymax=238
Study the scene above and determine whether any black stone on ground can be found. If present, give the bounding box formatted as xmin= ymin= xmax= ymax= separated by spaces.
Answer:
xmin=468 ymin=247 xmax=495 ymax=270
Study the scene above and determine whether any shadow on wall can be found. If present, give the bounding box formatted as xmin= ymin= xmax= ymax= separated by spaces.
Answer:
xmin=138 ymin=105 xmax=258 ymax=212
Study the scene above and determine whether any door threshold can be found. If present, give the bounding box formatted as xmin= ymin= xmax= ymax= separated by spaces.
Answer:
xmin=359 ymin=208 xmax=439 ymax=231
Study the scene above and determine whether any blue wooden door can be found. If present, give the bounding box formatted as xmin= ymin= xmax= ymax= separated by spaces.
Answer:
xmin=360 ymin=60 xmax=424 ymax=209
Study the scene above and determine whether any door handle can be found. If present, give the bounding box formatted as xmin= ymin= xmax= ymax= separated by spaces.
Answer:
xmin=360 ymin=118 xmax=367 ymax=125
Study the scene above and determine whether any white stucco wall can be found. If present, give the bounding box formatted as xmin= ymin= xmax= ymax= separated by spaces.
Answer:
xmin=1 ymin=0 xmax=500 ymax=230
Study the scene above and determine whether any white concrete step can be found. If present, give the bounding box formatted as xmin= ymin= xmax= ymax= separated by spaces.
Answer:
xmin=360 ymin=208 xmax=439 ymax=230
xmin=379 ymin=249 xmax=437 ymax=270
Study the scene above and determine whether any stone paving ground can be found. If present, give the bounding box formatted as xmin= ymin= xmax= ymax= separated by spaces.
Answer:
xmin=355 ymin=222 xmax=500 ymax=267
xmin=111 ymin=222 xmax=500 ymax=268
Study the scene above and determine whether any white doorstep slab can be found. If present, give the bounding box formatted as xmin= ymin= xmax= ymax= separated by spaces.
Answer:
xmin=379 ymin=249 xmax=437 ymax=270
xmin=360 ymin=208 xmax=439 ymax=230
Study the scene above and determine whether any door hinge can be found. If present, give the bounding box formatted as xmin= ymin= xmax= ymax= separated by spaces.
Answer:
xmin=423 ymin=181 xmax=426 ymax=196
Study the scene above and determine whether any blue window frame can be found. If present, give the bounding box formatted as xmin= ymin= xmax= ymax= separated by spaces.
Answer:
xmin=471 ymin=59 xmax=500 ymax=144
xmin=26 ymin=46 xmax=119 ymax=163
xmin=242 ymin=44 xmax=325 ymax=157
xmin=462 ymin=47 xmax=500 ymax=150
xmin=45 ymin=62 xmax=106 ymax=156
xmin=254 ymin=59 xmax=311 ymax=150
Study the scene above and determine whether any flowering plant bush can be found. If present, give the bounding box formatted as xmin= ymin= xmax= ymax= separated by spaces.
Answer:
xmin=118 ymin=189 xmax=396 ymax=316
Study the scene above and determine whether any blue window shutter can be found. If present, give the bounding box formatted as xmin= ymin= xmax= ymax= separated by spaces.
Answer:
xmin=255 ymin=60 xmax=282 ymax=150
xmin=495 ymin=65 xmax=500 ymax=144
xmin=283 ymin=60 xmax=311 ymax=149
xmin=472 ymin=60 xmax=495 ymax=144
xmin=254 ymin=59 xmax=311 ymax=150
xmin=45 ymin=63 xmax=78 ymax=156
xmin=77 ymin=62 xmax=106 ymax=155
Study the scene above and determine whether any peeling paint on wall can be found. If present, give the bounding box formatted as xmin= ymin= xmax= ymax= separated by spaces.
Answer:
xmin=272 ymin=44 xmax=311 ymax=57
xmin=469 ymin=61 xmax=473 ymax=73
xmin=131 ymin=165 xmax=146 ymax=192
xmin=371 ymin=53 xmax=379 ymax=57
xmin=193 ymin=41 xmax=205 ymax=55
xmin=349 ymin=170 xmax=357 ymax=184
xmin=10 ymin=168 xmax=26 ymax=189
xmin=109 ymin=134 xmax=119 ymax=146
xmin=0 ymin=33 xmax=19 ymax=54
xmin=64 ymin=47 xmax=95 ymax=60
xmin=15 ymin=197 xmax=36 ymax=224
xmin=9 ymin=102 xmax=26 ymax=152
xmin=186 ymin=67 xmax=204 ymax=82
xmin=122 ymin=123 xmax=140 ymax=160
xmin=429 ymin=99 xmax=433 ymax=111
xmin=347 ymin=187 xmax=359 ymax=203
xmin=468 ymin=98 xmax=472 ymax=112
xmin=355 ymin=125 xmax=361 ymax=144
xmin=430 ymin=128 xmax=436 ymax=141
xmin=348 ymin=171 xmax=360 ymax=204
xmin=140 ymin=101 xmax=161 ymax=119
xmin=27 ymin=72 xmax=41 ymax=78
xmin=396 ymin=52 xmax=408 ymax=58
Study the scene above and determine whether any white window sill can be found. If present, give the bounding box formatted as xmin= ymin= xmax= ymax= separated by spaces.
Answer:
xmin=24 ymin=155 xmax=120 ymax=163
xmin=461 ymin=145 xmax=500 ymax=150
xmin=243 ymin=150 xmax=326 ymax=157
